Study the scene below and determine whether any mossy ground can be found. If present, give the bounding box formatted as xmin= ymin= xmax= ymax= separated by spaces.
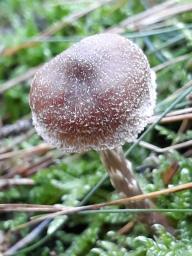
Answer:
xmin=0 ymin=0 xmax=192 ymax=255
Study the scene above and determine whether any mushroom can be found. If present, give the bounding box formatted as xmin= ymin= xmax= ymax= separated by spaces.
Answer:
xmin=29 ymin=33 xmax=172 ymax=231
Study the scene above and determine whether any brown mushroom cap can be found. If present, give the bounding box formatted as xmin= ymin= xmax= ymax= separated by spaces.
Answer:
xmin=29 ymin=33 xmax=156 ymax=152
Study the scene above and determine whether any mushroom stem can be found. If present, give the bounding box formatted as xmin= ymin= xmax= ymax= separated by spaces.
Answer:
xmin=100 ymin=147 xmax=143 ymax=198
xmin=100 ymin=147 xmax=174 ymax=233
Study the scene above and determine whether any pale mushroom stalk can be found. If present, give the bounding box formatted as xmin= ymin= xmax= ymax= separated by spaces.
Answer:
xmin=29 ymin=33 xmax=173 ymax=232
xmin=100 ymin=147 xmax=143 ymax=198
xmin=100 ymin=147 xmax=173 ymax=232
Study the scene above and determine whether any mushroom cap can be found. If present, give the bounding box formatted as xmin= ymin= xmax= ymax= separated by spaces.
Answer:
xmin=29 ymin=33 xmax=156 ymax=153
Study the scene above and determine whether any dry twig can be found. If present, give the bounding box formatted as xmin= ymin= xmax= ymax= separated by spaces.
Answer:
xmin=0 ymin=67 xmax=40 ymax=95
xmin=108 ymin=0 xmax=176 ymax=33
xmin=0 ymin=178 xmax=34 ymax=189
xmin=163 ymin=161 xmax=179 ymax=185
xmin=153 ymin=53 xmax=191 ymax=72
xmin=0 ymin=119 xmax=32 ymax=139
xmin=166 ymin=107 xmax=192 ymax=117
xmin=5 ymin=155 xmax=54 ymax=178
xmin=108 ymin=1 xmax=192 ymax=34
xmin=139 ymin=140 xmax=192 ymax=153
xmin=117 ymin=220 xmax=136 ymax=235
xmin=4 ymin=220 xmax=50 ymax=256
xmin=1 ymin=182 xmax=191 ymax=229
xmin=0 ymin=144 xmax=52 ymax=161
xmin=0 ymin=129 xmax=35 ymax=154
xmin=160 ymin=113 xmax=192 ymax=123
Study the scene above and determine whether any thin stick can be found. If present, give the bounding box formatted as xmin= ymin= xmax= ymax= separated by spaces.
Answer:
xmin=153 ymin=53 xmax=191 ymax=72
xmin=0 ymin=67 xmax=40 ymax=95
xmin=117 ymin=220 xmax=135 ymax=235
xmin=165 ymin=107 xmax=192 ymax=117
xmin=82 ymin=208 xmax=192 ymax=214
xmin=0 ymin=204 xmax=68 ymax=212
xmin=4 ymin=220 xmax=50 ymax=256
xmin=0 ymin=143 xmax=52 ymax=161
xmin=0 ymin=129 xmax=34 ymax=154
xmin=6 ymin=155 xmax=54 ymax=178
xmin=125 ymin=24 xmax=192 ymax=39
xmin=0 ymin=119 xmax=32 ymax=139
xmin=109 ymin=2 xmax=192 ymax=34
xmin=11 ymin=182 xmax=192 ymax=229
xmin=108 ymin=0 xmax=176 ymax=33
xmin=178 ymin=119 xmax=190 ymax=134
xmin=137 ymin=3 xmax=192 ymax=30
xmin=0 ymin=178 xmax=34 ymax=189
xmin=139 ymin=140 xmax=192 ymax=153
xmin=29 ymin=24 xmax=192 ymax=41
xmin=98 ymin=182 xmax=192 ymax=207
xmin=160 ymin=113 xmax=192 ymax=123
